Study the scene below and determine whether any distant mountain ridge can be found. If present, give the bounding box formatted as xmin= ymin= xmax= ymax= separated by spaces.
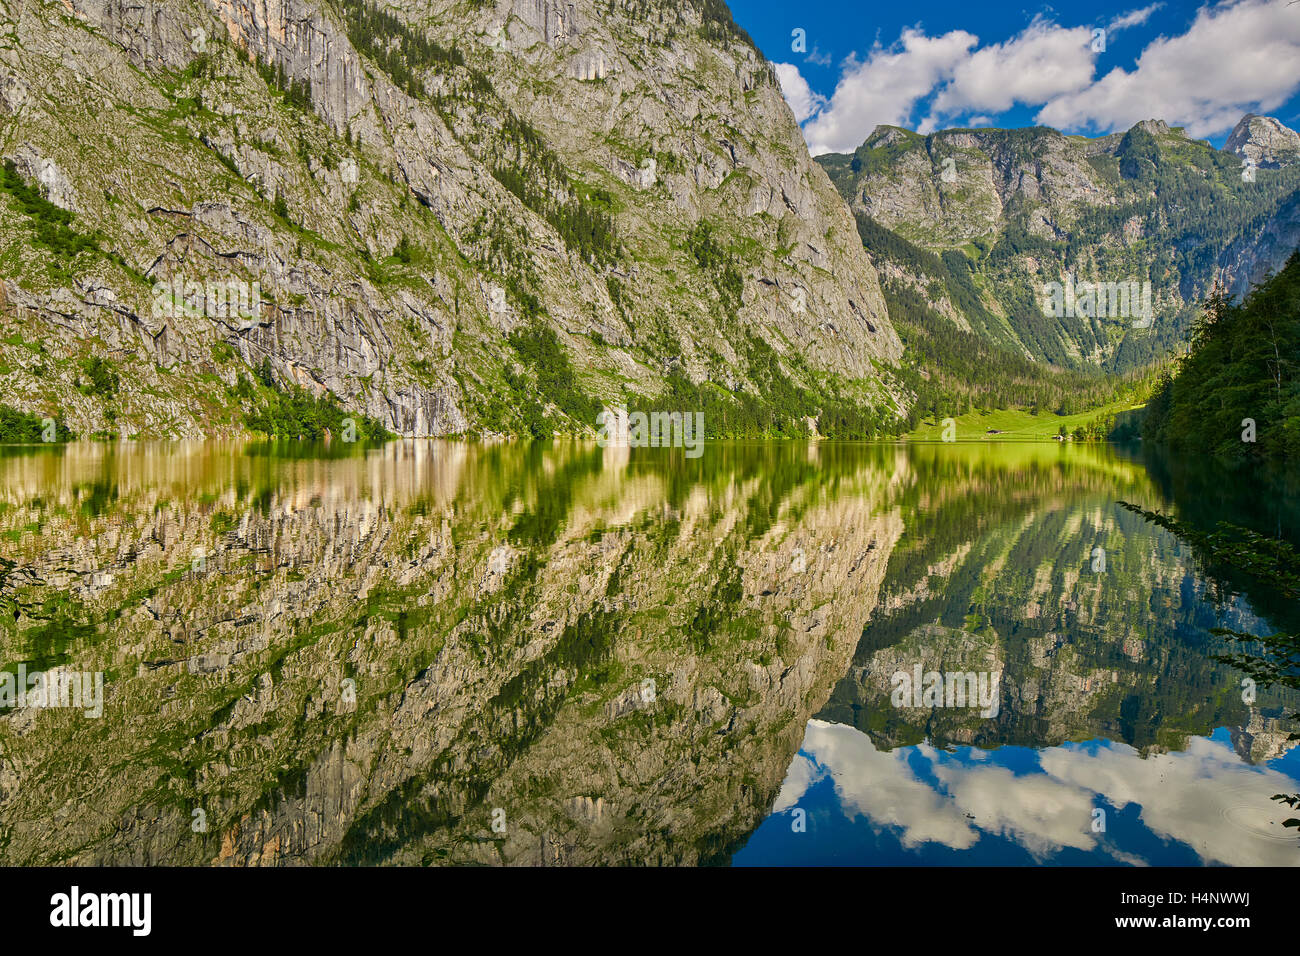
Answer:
xmin=817 ymin=114 xmax=1300 ymax=374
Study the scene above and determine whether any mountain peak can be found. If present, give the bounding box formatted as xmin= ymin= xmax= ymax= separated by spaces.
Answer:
xmin=1226 ymin=113 xmax=1300 ymax=169
xmin=863 ymin=125 xmax=921 ymax=149
xmin=1133 ymin=118 xmax=1173 ymax=137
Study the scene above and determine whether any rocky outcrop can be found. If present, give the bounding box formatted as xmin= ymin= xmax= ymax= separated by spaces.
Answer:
xmin=9 ymin=143 xmax=79 ymax=211
xmin=1220 ymin=189 xmax=1300 ymax=298
xmin=1226 ymin=114 xmax=1300 ymax=170
xmin=825 ymin=124 xmax=1111 ymax=248
xmin=1230 ymin=709 xmax=1299 ymax=765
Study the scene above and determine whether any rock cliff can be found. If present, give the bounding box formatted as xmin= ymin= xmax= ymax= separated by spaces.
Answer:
xmin=0 ymin=0 xmax=902 ymax=438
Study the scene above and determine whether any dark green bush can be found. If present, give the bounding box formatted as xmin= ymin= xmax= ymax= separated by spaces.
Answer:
xmin=244 ymin=360 xmax=394 ymax=441
xmin=0 ymin=403 xmax=75 ymax=443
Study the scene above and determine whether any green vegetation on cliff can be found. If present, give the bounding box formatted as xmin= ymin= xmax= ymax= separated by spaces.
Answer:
xmin=1143 ymin=251 xmax=1300 ymax=464
xmin=863 ymin=216 xmax=1154 ymax=426
xmin=242 ymin=360 xmax=394 ymax=442
xmin=0 ymin=160 xmax=99 ymax=260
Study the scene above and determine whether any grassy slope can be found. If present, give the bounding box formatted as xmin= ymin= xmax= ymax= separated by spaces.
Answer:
xmin=905 ymin=398 xmax=1142 ymax=442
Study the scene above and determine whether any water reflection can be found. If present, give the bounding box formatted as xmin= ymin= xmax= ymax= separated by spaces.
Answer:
xmin=738 ymin=721 xmax=1300 ymax=866
xmin=0 ymin=439 xmax=1293 ymax=865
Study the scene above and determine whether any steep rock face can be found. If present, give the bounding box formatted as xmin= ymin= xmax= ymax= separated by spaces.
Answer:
xmin=1216 ymin=115 xmax=1300 ymax=298
xmin=817 ymin=118 xmax=1300 ymax=371
xmin=1226 ymin=114 xmax=1300 ymax=170
xmin=825 ymin=125 xmax=1106 ymax=249
xmin=0 ymin=0 xmax=902 ymax=438
xmin=1220 ymin=188 xmax=1300 ymax=298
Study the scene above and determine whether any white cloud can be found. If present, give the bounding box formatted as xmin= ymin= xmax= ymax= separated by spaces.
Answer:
xmin=800 ymin=722 xmax=1096 ymax=856
xmin=1036 ymin=0 xmax=1300 ymax=138
xmin=774 ymin=1 xmax=1300 ymax=153
xmin=931 ymin=761 xmax=1100 ymax=858
xmin=1109 ymin=4 xmax=1163 ymax=32
xmin=771 ymin=752 xmax=825 ymax=811
xmin=799 ymin=720 xmax=980 ymax=849
xmin=805 ymin=45 xmax=832 ymax=68
xmin=925 ymin=18 xmax=1099 ymax=123
xmin=1041 ymin=736 xmax=1300 ymax=866
xmin=773 ymin=62 xmax=827 ymax=124
xmin=800 ymin=29 xmax=979 ymax=154
xmin=788 ymin=719 xmax=1300 ymax=865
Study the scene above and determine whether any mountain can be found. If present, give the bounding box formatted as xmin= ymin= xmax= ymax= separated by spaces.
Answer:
xmin=1227 ymin=113 xmax=1300 ymax=169
xmin=817 ymin=117 xmax=1300 ymax=375
xmin=0 ymin=0 xmax=902 ymax=440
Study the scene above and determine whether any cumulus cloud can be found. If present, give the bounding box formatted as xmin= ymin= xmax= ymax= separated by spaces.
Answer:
xmin=774 ymin=1 xmax=1300 ymax=153
xmin=1041 ymin=736 xmax=1300 ymax=866
xmin=799 ymin=720 xmax=980 ymax=849
xmin=801 ymin=29 xmax=978 ymax=154
xmin=1036 ymin=0 xmax=1300 ymax=138
xmin=774 ymin=62 xmax=828 ymax=124
xmin=930 ymin=761 xmax=1100 ymax=858
xmin=924 ymin=18 xmax=1099 ymax=124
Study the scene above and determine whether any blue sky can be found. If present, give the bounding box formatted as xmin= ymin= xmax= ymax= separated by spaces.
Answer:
xmin=727 ymin=0 xmax=1300 ymax=155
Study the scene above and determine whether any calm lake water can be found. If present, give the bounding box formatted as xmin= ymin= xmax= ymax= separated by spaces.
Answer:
xmin=0 ymin=439 xmax=1296 ymax=865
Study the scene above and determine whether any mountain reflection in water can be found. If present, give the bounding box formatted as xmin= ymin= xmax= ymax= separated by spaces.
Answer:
xmin=0 ymin=439 xmax=1294 ymax=865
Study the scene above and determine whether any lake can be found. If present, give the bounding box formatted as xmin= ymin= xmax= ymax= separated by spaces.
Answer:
xmin=0 ymin=439 xmax=1296 ymax=865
